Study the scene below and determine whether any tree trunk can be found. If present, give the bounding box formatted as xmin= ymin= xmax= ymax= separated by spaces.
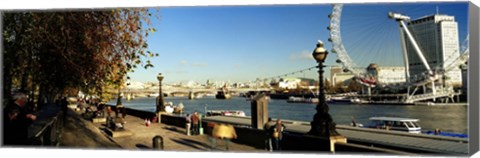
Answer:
xmin=3 ymin=66 xmax=13 ymax=108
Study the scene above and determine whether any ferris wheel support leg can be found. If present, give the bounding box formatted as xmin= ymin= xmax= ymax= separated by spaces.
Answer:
xmin=407 ymin=86 xmax=411 ymax=99
xmin=412 ymin=86 xmax=418 ymax=96
xmin=431 ymin=81 xmax=436 ymax=95
xmin=367 ymin=87 xmax=371 ymax=97
xmin=422 ymin=85 xmax=426 ymax=95
xmin=398 ymin=26 xmax=410 ymax=82
xmin=431 ymin=81 xmax=436 ymax=102
xmin=399 ymin=20 xmax=432 ymax=74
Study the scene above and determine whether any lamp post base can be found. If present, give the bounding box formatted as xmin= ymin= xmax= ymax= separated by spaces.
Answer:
xmin=301 ymin=134 xmax=347 ymax=152
xmin=308 ymin=111 xmax=340 ymax=137
xmin=308 ymin=110 xmax=347 ymax=152
xmin=328 ymin=135 xmax=347 ymax=153
xmin=156 ymin=111 xmax=167 ymax=123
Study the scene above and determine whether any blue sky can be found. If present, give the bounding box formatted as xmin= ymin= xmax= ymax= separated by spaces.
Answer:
xmin=129 ymin=2 xmax=468 ymax=84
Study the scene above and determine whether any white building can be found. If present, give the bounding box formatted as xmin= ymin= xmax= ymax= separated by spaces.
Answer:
xmin=330 ymin=66 xmax=354 ymax=86
xmin=366 ymin=64 xmax=406 ymax=85
xmin=278 ymin=77 xmax=316 ymax=89
xmin=402 ymin=14 xmax=462 ymax=87
xmin=461 ymin=67 xmax=467 ymax=94
xmin=377 ymin=67 xmax=406 ymax=84
xmin=332 ymin=73 xmax=355 ymax=86
xmin=278 ymin=77 xmax=301 ymax=89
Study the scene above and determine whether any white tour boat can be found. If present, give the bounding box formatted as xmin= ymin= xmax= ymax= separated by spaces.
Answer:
xmin=367 ymin=117 xmax=422 ymax=133
xmin=206 ymin=110 xmax=246 ymax=117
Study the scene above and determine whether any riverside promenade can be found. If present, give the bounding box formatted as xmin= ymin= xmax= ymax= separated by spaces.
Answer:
xmin=59 ymin=108 xmax=264 ymax=152
xmin=30 ymin=103 xmax=468 ymax=156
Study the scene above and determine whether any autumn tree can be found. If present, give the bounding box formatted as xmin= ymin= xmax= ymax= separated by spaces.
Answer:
xmin=2 ymin=9 xmax=159 ymax=107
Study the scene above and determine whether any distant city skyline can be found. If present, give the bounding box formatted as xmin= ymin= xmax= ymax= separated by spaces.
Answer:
xmin=128 ymin=2 xmax=468 ymax=84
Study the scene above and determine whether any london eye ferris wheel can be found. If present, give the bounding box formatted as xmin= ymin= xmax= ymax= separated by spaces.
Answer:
xmin=327 ymin=3 xmax=469 ymax=95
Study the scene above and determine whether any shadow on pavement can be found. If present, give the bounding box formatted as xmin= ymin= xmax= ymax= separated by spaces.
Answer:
xmin=162 ymin=126 xmax=186 ymax=135
xmin=60 ymin=110 xmax=120 ymax=148
xmin=136 ymin=144 xmax=151 ymax=149
xmin=170 ymin=137 xmax=210 ymax=151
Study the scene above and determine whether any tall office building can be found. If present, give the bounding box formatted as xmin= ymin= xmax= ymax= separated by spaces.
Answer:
xmin=403 ymin=14 xmax=462 ymax=87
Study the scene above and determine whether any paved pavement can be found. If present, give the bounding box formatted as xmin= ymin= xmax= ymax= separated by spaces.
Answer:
xmin=59 ymin=109 xmax=121 ymax=149
xmin=60 ymin=108 xmax=265 ymax=152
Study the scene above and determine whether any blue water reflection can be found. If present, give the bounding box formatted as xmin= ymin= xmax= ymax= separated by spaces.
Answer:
xmin=108 ymin=96 xmax=467 ymax=134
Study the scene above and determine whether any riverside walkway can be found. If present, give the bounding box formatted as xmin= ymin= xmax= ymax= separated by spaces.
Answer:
xmin=60 ymin=108 xmax=264 ymax=152
xmin=28 ymin=104 xmax=467 ymax=155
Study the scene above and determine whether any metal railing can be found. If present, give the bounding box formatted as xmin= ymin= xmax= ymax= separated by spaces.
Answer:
xmin=29 ymin=110 xmax=65 ymax=146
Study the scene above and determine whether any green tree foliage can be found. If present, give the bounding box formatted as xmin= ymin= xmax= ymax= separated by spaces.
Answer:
xmin=3 ymin=9 xmax=159 ymax=105
xmin=347 ymin=79 xmax=362 ymax=92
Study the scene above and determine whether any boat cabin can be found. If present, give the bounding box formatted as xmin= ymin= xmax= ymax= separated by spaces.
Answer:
xmin=367 ymin=117 xmax=421 ymax=133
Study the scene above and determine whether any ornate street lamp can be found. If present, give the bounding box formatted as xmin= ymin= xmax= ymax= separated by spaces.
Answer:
xmin=116 ymin=85 xmax=123 ymax=107
xmin=308 ymin=40 xmax=340 ymax=137
xmin=126 ymin=82 xmax=131 ymax=100
xmin=156 ymin=73 xmax=164 ymax=113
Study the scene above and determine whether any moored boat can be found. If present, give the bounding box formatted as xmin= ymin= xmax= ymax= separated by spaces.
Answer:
xmin=286 ymin=96 xmax=318 ymax=104
xmin=366 ymin=116 xmax=422 ymax=133
xmin=351 ymin=98 xmax=370 ymax=104
xmin=163 ymin=102 xmax=184 ymax=114
xmin=147 ymin=93 xmax=159 ymax=97
xmin=327 ymin=96 xmax=353 ymax=104
xmin=215 ymin=91 xmax=232 ymax=99
xmin=206 ymin=110 xmax=246 ymax=117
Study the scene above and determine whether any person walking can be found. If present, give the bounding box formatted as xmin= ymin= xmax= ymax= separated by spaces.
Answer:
xmin=263 ymin=117 xmax=273 ymax=151
xmin=185 ymin=113 xmax=192 ymax=136
xmin=211 ymin=123 xmax=237 ymax=151
xmin=191 ymin=111 xmax=200 ymax=135
xmin=3 ymin=92 xmax=37 ymax=145
xmin=270 ymin=119 xmax=286 ymax=151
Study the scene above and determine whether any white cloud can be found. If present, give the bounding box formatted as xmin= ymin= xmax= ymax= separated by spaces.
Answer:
xmin=180 ymin=60 xmax=188 ymax=65
xmin=234 ymin=64 xmax=242 ymax=69
xmin=290 ymin=50 xmax=314 ymax=60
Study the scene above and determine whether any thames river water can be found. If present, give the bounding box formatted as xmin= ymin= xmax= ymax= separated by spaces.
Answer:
xmin=108 ymin=96 xmax=468 ymax=134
